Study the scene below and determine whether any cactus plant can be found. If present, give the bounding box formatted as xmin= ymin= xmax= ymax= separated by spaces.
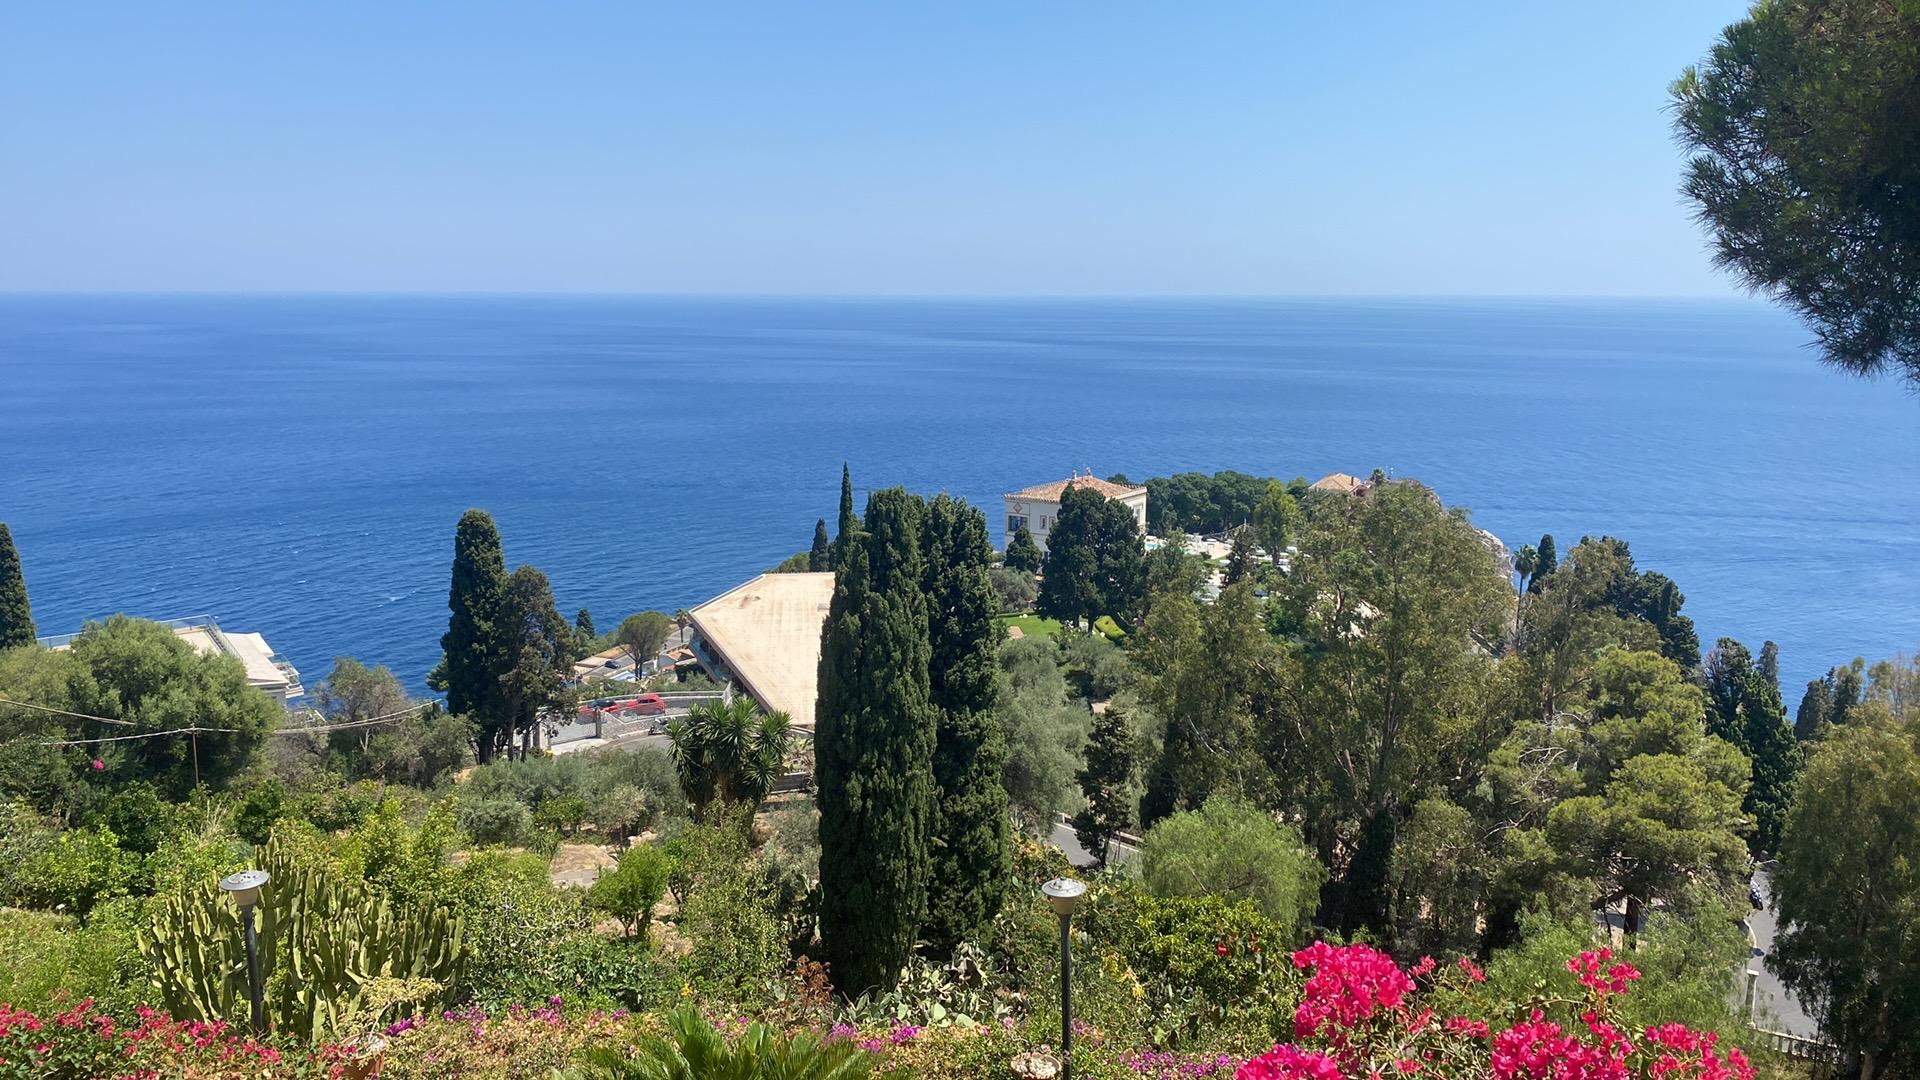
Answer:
xmin=138 ymin=835 xmax=465 ymax=1039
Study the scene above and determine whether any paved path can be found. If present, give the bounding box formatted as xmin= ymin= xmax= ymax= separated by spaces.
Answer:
xmin=1746 ymin=869 xmax=1819 ymax=1037
xmin=1047 ymin=819 xmax=1138 ymax=869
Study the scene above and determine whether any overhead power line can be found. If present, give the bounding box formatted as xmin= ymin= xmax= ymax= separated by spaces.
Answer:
xmin=4 ymin=696 xmax=443 ymax=748
xmin=0 ymin=696 xmax=135 ymax=726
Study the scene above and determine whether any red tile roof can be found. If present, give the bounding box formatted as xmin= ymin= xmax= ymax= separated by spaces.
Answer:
xmin=1005 ymin=474 xmax=1146 ymax=502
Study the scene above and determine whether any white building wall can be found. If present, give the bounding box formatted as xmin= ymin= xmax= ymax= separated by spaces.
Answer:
xmin=1004 ymin=490 xmax=1149 ymax=553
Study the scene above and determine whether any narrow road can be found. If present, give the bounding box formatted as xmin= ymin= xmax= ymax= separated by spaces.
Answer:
xmin=1746 ymin=869 xmax=1819 ymax=1038
xmin=1047 ymin=819 xmax=1138 ymax=869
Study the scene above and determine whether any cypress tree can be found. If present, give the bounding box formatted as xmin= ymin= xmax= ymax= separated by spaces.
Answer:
xmin=832 ymin=463 xmax=857 ymax=566
xmin=575 ymin=608 xmax=597 ymax=643
xmin=1004 ymin=522 xmax=1043 ymax=574
xmin=1794 ymin=678 xmax=1832 ymax=741
xmin=809 ymin=518 xmax=832 ymax=572
xmin=1704 ymin=638 xmax=1756 ymax=752
xmin=1528 ymin=533 xmax=1557 ymax=593
xmin=1073 ymin=701 xmax=1136 ymax=869
xmin=0 ymin=523 xmax=33 ymax=649
xmin=1037 ymin=485 xmax=1106 ymax=627
xmin=918 ymin=495 xmax=1010 ymax=954
xmin=427 ymin=509 xmax=509 ymax=760
xmin=1223 ymin=528 xmax=1258 ymax=586
xmin=1742 ymin=669 xmax=1800 ymax=855
xmin=816 ymin=487 xmax=935 ymax=995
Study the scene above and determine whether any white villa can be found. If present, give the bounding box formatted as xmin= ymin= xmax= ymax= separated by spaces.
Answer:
xmin=1003 ymin=471 xmax=1148 ymax=553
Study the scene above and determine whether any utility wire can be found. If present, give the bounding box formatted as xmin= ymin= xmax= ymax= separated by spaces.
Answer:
xmin=45 ymin=725 xmax=240 ymax=746
xmin=7 ymin=697 xmax=442 ymax=748
xmin=0 ymin=696 xmax=135 ymax=726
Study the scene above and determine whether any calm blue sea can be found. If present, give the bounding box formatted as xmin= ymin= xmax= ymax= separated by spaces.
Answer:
xmin=1 ymin=295 xmax=1914 ymax=697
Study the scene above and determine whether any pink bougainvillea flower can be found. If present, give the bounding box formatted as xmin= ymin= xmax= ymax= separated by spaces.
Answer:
xmin=1238 ymin=1044 xmax=1344 ymax=1080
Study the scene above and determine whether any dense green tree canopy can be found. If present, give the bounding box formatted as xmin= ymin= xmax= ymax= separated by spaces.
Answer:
xmin=66 ymin=616 xmax=282 ymax=798
xmin=1073 ymin=699 xmax=1136 ymax=869
xmin=1138 ymin=582 xmax=1270 ymax=824
xmin=614 ymin=611 xmax=672 ymax=668
xmin=1675 ymin=0 xmax=1920 ymax=383
xmin=1036 ymin=483 xmax=1146 ymax=628
xmin=1265 ymin=481 xmax=1509 ymax=932
xmin=1489 ymin=650 xmax=1751 ymax=941
xmin=995 ymin=636 xmax=1088 ymax=830
xmin=1772 ymin=716 xmax=1920 ymax=1077
xmin=495 ymin=565 xmax=575 ymax=758
xmin=1251 ymin=480 xmax=1302 ymax=565
xmin=1143 ymin=470 xmax=1295 ymax=535
xmin=1138 ymin=795 xmax=1325 ymax=935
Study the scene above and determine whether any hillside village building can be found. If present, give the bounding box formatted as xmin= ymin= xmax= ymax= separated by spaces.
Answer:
xmin=1003 ymin=472 xmax=1148 ymax=553
xmin=41 ymin=614 xmax=304 ymax=702
xmin=686 ymin=571 xmax=834 ymax=728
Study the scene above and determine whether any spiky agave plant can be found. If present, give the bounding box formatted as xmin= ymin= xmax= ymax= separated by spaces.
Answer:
xmin=566 ymin=1007 xmax=888 ymax=1080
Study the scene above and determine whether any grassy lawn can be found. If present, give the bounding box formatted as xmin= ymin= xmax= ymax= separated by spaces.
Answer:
xmin=995 ymin=613 xmax=1062 ymax=640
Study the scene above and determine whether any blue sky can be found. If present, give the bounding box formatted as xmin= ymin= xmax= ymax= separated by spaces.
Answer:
xmin=0 ymin=3 xmax=1752 ymax=295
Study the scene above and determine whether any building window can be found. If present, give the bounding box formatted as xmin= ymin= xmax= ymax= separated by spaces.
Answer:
xmin=1007 ymin=515 xmax=1028 ymax=534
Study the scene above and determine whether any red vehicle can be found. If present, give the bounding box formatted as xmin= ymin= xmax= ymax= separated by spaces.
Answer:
xmin=628 ymin=694 xmax=668 ymax=716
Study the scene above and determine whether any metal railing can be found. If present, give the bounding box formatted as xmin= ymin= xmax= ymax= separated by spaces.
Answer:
xmin=37 ymin=612 xmax=225 ymax=650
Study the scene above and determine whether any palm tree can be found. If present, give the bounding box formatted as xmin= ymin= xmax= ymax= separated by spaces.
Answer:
xmin=665 ymin=697 xmax=792 ymax=818
xmin=1511 ymin=543 xmax=1538 ymax=653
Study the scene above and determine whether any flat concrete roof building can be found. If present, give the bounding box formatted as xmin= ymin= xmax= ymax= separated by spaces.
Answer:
xmin=42 ymin=614 xmax=303 ymax=702
xmin=687 ymin=571 xmax=835 ymax=729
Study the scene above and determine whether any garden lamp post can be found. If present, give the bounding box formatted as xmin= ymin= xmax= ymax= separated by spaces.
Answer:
xmin=1041 ymin=878 xmax=1087 ymax=1080
xmin=219 ymin=869 xmax=271 ymax=1036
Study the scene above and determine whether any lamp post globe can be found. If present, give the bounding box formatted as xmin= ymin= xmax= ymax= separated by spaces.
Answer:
xmin=218 ymin=869 xmax=271 ymax=1036
xmin=1041 ymin=877 xmax=1086 ymax=917
xmin=219 ymin=869 xmax=270 ymax=909
xmin=1041 ymin=878 xmax=1088 ymax=1080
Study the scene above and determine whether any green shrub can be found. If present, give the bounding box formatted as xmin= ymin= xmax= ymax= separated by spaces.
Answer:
xmin=567 ymin=1006 xmax=892 ymax=1080
xmin=16 ymin=824 xmax=137 ymax=916
xmin=670 ymin=815 xmax=789 ymax=1005
xmin=142 ymin=821 xmax=250 ymax=897
xmin=340 ymin=796 xmax=458 ymax=905
xmin=458 ymin=796 xmax=555 ymax=854
xmin=97 ymin=781 xmax=173 ymax=855
xmin=588 ymin=843 xmax=671 ymax=940
xmin=0 ymin=904 xmax=145 ymax=1015
xmin=1081 ymin=883 xmax=1299 ymax=1050
xmin=1094 ymin=615 xmax=1126 ymax=641
xmin=1137 ymin=796 xmax=1324 ymax=932
xmin=292 ymin=776 xmax=394 ymax=832
xmin=453 ymin=850 xmax=595 ymax=1009
xmin=536 ymin=794 xmax=590 ymax=834
xmin=230 ymin=780 xmax=285 ymax=845
xmin=0 ymin=801 xmax=58 ymax=906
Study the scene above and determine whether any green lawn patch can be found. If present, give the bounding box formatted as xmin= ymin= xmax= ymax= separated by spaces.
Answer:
xmin=995 ymin=613 xmax=1062 ymax=640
